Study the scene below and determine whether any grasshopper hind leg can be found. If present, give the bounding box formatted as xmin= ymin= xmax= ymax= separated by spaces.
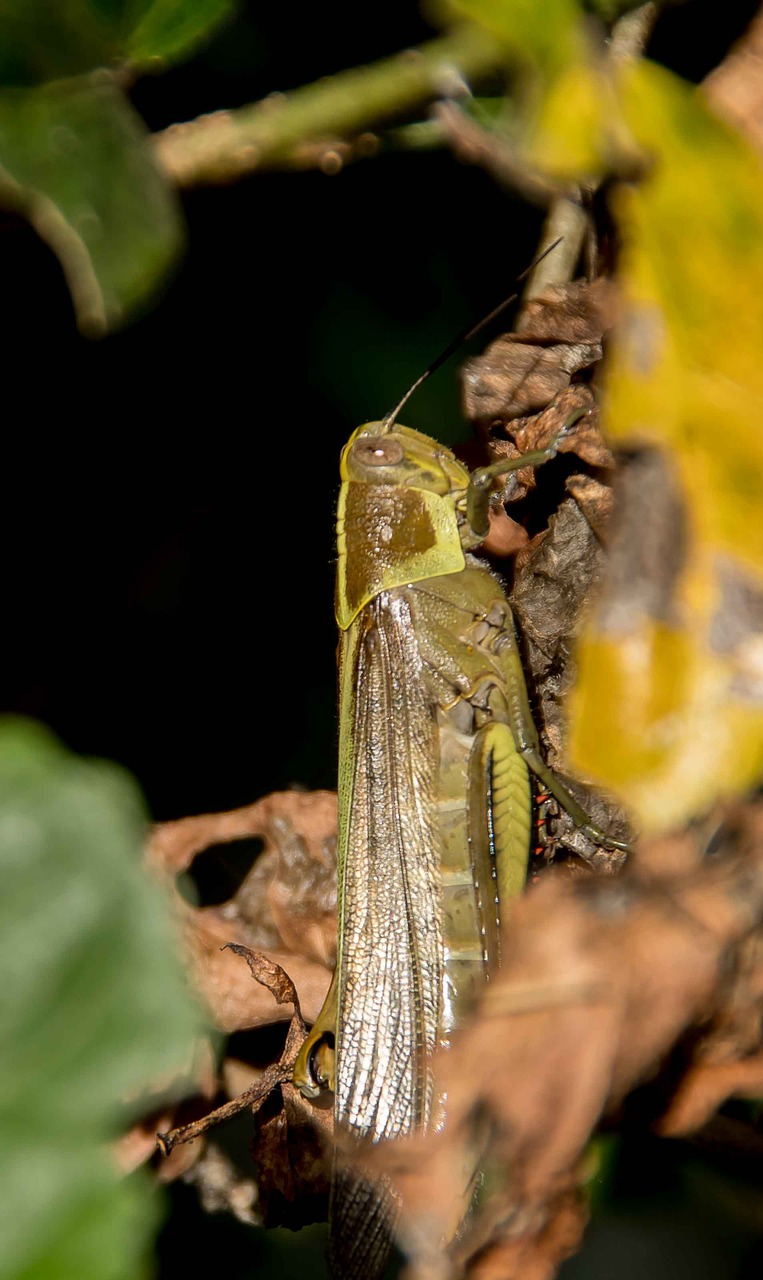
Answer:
xmin=519 ymin=746 xmax=630 ymax=855
xmin=493 ymin=623 xmax=631 ymax=859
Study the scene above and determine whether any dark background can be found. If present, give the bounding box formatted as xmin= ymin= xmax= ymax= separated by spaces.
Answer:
xmin=4 ymin=1 xmax=761 ymax=1276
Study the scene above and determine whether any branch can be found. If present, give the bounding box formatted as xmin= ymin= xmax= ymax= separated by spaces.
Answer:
xmin=154 ymin=26 xmax=504 ymax=187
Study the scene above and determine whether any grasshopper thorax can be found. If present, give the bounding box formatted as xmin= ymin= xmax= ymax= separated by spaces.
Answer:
xmin=335 ymin=422 xmax=480 ymax=630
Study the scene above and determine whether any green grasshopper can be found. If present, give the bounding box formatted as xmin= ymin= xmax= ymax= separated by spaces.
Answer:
xmin=293 ymin=391 xmax=628 ymax=1276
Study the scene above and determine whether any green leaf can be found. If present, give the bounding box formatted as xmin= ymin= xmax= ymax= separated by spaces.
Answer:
xmin=0 ymin=718 xmax=204 ymax=1279
xmin=0 ymin=3 xmax=122 ymax=88
xmin=0 ymin=1 xmax=235 ymax=87
xmin=126 ymin=0 xmax=237 ymax=69
xmin=0 ymin=75 xmax=183 ymax=334
xmin=11 ymin=1159 xmax=159 ymax=1280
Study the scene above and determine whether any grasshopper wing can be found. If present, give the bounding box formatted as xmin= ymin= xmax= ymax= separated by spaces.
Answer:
xmin=332 ymin=589 xmax=443 ymax=1275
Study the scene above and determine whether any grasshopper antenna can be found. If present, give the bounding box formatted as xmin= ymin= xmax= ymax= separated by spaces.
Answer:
xmin=380 ymin=237 xmax=563 ymax=433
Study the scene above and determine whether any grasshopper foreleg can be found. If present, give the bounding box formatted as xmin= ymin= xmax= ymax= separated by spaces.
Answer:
xmin=466 ymin=407 xmax=588 ymax=537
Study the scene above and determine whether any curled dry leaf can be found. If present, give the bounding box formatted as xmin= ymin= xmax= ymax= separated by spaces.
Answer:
xmin=657 ymin=1052 xmax=763 ymax=1137
xmin=518 ymin=279 xmax=616 ymax=346
xmin=461 ymin=279 xmax=614 ymax=492
xmin=461 ymin=282 xmax=618 ymax=588
xmin=146 ymin=790 xmax=337 ymax=1033
xmin=144 ymin=795 xmax=337 ymax=1206
xmin=481 ymin=503 xmax=530 ymax=558
xmin=466 ymin=1190 xmax=588 ymax=1280
xmin=462 ymin=338 xmax=600 ymax=434
xmin=221 ymin=942 xmax=304 ymax=1010
xmin=563 ymin=473 xmax=613 ymax=541
xmin=366 ymin=804 xmax=763 ymax=1280
xmin=187 ymin=905 xmax=330 ymax=1032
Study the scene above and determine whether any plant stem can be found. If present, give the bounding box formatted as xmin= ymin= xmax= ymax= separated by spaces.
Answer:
xmin=154 ymin=25 xmax=504 ymax=187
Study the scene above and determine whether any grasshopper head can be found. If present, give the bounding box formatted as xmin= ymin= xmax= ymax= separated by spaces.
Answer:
xmin=336 ymin=423 xmax=475 ymax=630
xmin=341 ymin=422 xmax=469 ymax=497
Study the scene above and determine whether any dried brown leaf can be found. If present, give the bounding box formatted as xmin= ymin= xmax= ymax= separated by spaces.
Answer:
xmin=462 ymin=340 xmax=599 ymax=432
xmin=146 ymin=792 xmax=337 ymax=1033
xmin=517 ymin=279 xmax=615 ymax=346
xmin=461 ymin=281 xmax=611 ymax=453
xmin=367 ymin=808 xmax=763 ymax=1279
xmin=464 ymin=1191 xmax=587 ymax=1280
xmin=148 ymin=789 xmax=337 ymax=974
xmin=510 ymin=496 xmax=629 ymax=866
xmin=564 ymin=474 xmax=613 ymax=539
xmin=481 ymin=505 xmax=530 ymax=558
xmin=184 ymin=901 xmax=331 ymax=1032
xmin=658 ymin=1052 xmax=763 ymax=1136
xmin=704 ymin=8 xmax=763 ymax=160
xmin=156 ymin=941 xmax=331 ymax=1191
xmin=221 ymin=943 xmax=304 ymax=1012
xmin=251 ymin=1082 xmax=332 ymax=1228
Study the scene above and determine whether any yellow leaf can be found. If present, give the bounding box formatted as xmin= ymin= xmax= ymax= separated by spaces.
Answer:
xmin=448 ymin=0 xmax=624 ymax=179
xmin=570 ymin=64 xmax=763 ymax=831
xmin=605 ymin=59 xmax=763 ymax=577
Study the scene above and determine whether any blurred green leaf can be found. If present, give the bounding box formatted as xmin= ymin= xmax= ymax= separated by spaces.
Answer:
xmin=0 ymin=3 xmax=122 ymax=88
xmin=0 ymin=75 xmax=183 ymax=334
xmin=582 ymin=1133 xmax=620 ymax=1211
xmin=12 ymin=1163 xmax=160 ymax=1280
xmin=0 ymin=1 xmax=235 ymax=86
xmin=126 ymin=0 xmax=237 ymax=69
xmin=0 ymin=718 xmax=204 ymax=1279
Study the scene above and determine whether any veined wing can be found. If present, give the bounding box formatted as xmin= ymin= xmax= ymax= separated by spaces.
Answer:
xmin=335 ymin=588 xmax=443 ymax=1140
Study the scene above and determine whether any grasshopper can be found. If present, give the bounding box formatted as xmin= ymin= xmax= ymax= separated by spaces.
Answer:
xmin=293 ymin=394 xmax=628 ymax=1276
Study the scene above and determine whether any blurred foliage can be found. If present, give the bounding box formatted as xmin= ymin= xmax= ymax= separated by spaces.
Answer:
xmin=0 ymin=0 xmax=235 ymax=332
xmin=570 ymin=54 xmax=763 ymax=831
xmin=3 ymin=0 xmax=763 ymax=1276
xmin=0 ymin=719 xmax=204 ymax=1280
xmin=0 ymin=75 xmax=180 ymax=334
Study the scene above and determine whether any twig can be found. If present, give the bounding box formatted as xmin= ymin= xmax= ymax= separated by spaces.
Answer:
xmin=157 ymin=1059 xmax=291 ymax=1155
xmin=521 ymin=198 xmax=588 ymax=303
xmin=433 ymin=99 xmax=559 ymax=204
xmin=608 ymin=2 xmax=658 ymax=67
xmin=521 ymin=2 xmax=659 ymax=304
xmin=156 ymin=946 xmax=309 ymax=1156
xmin=154 ymin=26 xmax=504 ymax=187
